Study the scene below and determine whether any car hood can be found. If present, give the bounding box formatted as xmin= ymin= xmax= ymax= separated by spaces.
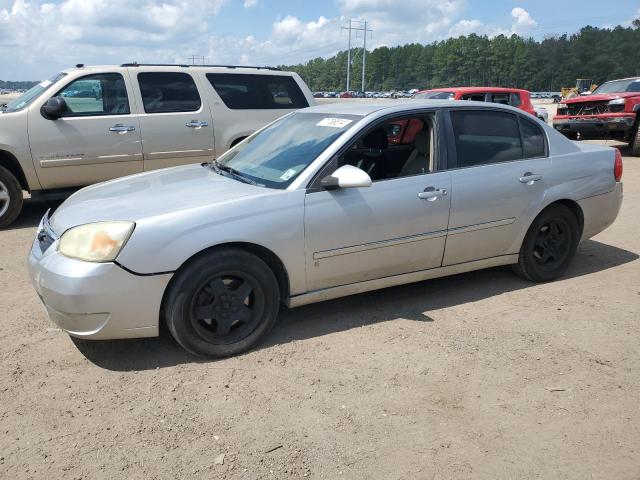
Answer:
xmin=565 ymin=92 xmax=639 ymax=103
xmin=49 ymin=164 xmax=269 ymax=234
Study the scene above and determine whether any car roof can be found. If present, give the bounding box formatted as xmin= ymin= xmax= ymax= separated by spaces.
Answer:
xmin=418 ymin=86 xmax=529 ymax=94
xmin=60 ymin=64 xmax=295 ymax=76
xmin=299 ymin=99 xmax=525 ymax=117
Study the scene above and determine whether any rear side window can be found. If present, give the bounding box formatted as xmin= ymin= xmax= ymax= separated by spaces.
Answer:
xmin=138 ymin=72 xmax=201 ymax=113
xmin=520 ymin=117 xmax=546 ymax=158
xmin=450 ymin=110 xmax=523 ymax=168
xmin=509 ymin=93 xmax=522 ymax=107
xmin=490 ymin=93 xmax=510 ymax=105
xmin=461 ymin=93 xmax=486 ymax=102
xmin=207 ymin=73 xmax=309 ymax=110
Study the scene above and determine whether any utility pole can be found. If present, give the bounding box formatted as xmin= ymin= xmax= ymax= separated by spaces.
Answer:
xmin=189 ymin=55 xmax=205 ymax=65
xmin=341 ymin=19 xmax=372 ymax=93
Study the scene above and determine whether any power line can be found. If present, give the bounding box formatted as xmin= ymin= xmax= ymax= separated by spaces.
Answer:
xmin=341 ymin=19 xmax=372 ymax=92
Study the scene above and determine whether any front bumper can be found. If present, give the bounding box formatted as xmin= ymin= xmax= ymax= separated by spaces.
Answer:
xmin=27 ymin=214 xmax=172 ymax=340
xmin=553 ymin=114 xmax=635 ymax=139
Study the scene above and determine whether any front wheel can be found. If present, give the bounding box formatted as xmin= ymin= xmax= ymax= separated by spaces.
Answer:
xmin=164 ymin=248 xmax=280 ymax=357
xmin=513 ymin=205 xmax=580 ymax=282
xmin=630 ymin=121 xmax=640 ymax=157
xmin=0 ymin=166 xmax=24 ymax=229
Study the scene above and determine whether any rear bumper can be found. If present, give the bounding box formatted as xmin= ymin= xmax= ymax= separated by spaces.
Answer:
xmin=578 ymin=183 xmax=623 ymax=241
xmin=553 ymin=115 xmax=635 ymax=139
xmin=28 ymin=215 xmax=172 ymax=340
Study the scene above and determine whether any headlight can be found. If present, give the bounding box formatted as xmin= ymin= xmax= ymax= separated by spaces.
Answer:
xmin=58 ymin=222 xmax=135 ymax=262
xmin=608 ymin=98 xmax=626 ymax=105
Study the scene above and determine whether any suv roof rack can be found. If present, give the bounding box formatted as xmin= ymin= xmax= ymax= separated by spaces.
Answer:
xmin=120 ymin=63 xmax=281 ymax=71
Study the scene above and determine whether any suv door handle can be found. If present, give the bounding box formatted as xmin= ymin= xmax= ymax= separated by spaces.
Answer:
xmin=186 ymin=120 xmax=209 ymax=128
xmin=109 ymin=124 xmax=135 ymax=133
xmin=519 ymin=172 xmax=543 ymax=184
xmin=418 ymin=187 xmax=447 ymax=201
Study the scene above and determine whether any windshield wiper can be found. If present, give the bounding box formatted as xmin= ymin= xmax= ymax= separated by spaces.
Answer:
xmin=209 ymin=160 xmax=261 ymax=186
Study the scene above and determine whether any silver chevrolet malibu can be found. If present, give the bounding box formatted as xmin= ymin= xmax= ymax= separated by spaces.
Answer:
xmin=28 ymin=101 xmax=623 ymax=357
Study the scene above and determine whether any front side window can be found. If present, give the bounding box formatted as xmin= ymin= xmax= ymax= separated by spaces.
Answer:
xmin=3 ymin=72 xmax=66 ymax=113
xmin=340 ymin=114 xmax=435 ymax=181
xmin=520 ymin=117 xmax=546 ymax=158
xmin=451 ymin=110 xmax=523 ymax=168
xmin=207 ymin=73 xmax=309 ymax=109
xmin=138 ymin=72 xmax=201 ymax=113
xmin=56 ymin=73 xmax=130 ymax=116
xmin=216 ymin=112 xmax=358 ymax=188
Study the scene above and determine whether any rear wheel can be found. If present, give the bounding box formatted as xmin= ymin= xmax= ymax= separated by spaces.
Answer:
xmin=630 ymin=120 xmax=640 ymax=157
xmin=0 ymin=166 xmax=23 ymax=229
xmin=165 ymin=248 xmax=280 ymax=357
xmin=513 ymin=205 xmax=580 ymax=282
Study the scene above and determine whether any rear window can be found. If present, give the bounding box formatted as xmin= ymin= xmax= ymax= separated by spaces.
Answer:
xmin=207 ymin=73 xmax=308 ymax=110
xmin=138 ymin=72 xmax=201 ymax=113
xmin=451 ymin=110 xmax=523 ymax=167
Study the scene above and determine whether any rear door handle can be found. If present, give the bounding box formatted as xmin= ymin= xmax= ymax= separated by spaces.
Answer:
xmin=519 ymin=172 xmax=543 ymax=184
xmin=186 ymin=120 xmax=209 ymax=128
xmin=418 ymin=187 xmax=447 ymax=201
xmin=109 ymin=124 xmax=135 ymax=133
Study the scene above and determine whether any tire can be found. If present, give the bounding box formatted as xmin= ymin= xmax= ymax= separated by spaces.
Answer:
xmin=513 ymin=204 xmax=580 ymax=282
xmin=164 ymin=248 xmax=280 ymax=357
xmin=0 ymin=166 xmax=24 ymax=229
xmin=630 ymin=120 xmax=640 ymax=157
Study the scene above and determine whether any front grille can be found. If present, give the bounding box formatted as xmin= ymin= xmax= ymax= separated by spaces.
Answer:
xmin=565 ymin=101 xmax=609 ymax=116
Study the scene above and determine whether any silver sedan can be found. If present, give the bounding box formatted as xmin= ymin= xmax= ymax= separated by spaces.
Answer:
xmin=28 ymin=101 xmax=623 ymax=357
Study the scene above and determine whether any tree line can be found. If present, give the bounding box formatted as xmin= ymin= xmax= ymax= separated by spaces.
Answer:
xmin=0 ymin=80 xmax=38 ymax=90
xmin=280 ymin=21 xmax=640 ymax=92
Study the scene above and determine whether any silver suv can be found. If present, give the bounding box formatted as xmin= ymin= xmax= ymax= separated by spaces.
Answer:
xmin=0 ymin=63 xmax=314 ymax=227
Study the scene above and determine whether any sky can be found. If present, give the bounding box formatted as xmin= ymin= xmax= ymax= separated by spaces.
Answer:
xmin=1 ymin=0 xmax=639 ymax=80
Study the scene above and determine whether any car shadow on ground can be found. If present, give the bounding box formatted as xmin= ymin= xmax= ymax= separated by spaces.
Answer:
xmin=72 ymin=239 xmax=638 ymax=371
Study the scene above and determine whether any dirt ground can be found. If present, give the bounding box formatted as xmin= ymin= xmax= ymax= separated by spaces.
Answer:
xmin=1 ymin=135 xmax=639 ymax=479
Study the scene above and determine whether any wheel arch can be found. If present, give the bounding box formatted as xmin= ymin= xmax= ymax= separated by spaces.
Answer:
xmin=161 ymin=241 xmax=291 ymax=317
xmin=0 ymin=149 xmax=28 ymax=191
xmin=229 ymin=136 xmax=248 ymax=149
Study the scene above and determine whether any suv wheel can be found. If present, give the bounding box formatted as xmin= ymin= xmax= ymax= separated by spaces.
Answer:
xmin=0 ymin=166 xmax=24 ymax=229
xmin=513 ymin=204 xmax=580 ymax=282
xmin=165 ymin=248 xmax=280 ymax=357
xmin=630 ymin=120 xmax=640 ymax=157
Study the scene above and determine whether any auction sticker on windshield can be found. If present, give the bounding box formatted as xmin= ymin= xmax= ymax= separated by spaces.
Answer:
xmin=316 ymin=118 xmax=353 ymax=128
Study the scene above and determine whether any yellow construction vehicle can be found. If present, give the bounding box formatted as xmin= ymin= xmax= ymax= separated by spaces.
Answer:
xmin=561 ymin=79 xmax=598 ymax=100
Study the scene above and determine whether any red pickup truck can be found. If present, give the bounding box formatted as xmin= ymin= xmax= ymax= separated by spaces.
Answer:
xmin=553 ymin=77 xmax=640 ymax=155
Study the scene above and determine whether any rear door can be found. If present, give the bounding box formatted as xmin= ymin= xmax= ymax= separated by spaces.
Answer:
xmin=443 ymin=109 xmax=551 ymax=265
xmin=131 ymin=70 xmax=215 ymax=170
xmin=28 ymin=71 xmax=143 ymax=189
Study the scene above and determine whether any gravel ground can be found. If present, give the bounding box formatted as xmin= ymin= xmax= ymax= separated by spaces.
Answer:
xmin=1 ymin=139 xmax=638 ymax=480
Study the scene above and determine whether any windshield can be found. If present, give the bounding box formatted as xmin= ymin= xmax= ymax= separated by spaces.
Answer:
xmin=217 ymin=112 xmax=360 ymax=188
xmin=593 ymin=79 xmax=640 ymax=94
xmin=2 ymin=72 xmax=66 ymax=113
xmin=413 ymin=91 xmax=454 ymax=100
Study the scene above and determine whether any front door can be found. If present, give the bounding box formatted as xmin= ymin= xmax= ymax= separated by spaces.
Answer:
xmin=28 ymin=72 xmax=143 ymax=189
xmin=304 ymin=112 xmax=451 ymax=292
xmin=131 ymin=71 xmax=215 ymax=170
xmin=443 ymin=109 xmax=551 ymax=265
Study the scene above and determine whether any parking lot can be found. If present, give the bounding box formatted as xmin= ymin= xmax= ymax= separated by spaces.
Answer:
xmin=1 ymin=136 xmax=639 ymax=479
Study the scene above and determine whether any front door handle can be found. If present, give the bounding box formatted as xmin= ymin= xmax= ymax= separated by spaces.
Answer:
xmin=418 ymin=186 xmax=447 ymax=201
xmin=109 ymin=124 xmax=135 ymax=133
xmin=519 ymin=172 xmax=543 ymax=184
xmin=186 ymin=120 xmax=209 ymax=129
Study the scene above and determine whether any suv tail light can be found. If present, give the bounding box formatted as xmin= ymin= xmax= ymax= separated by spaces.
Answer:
xmin=614 ymin=148 xmax=623 ymax=182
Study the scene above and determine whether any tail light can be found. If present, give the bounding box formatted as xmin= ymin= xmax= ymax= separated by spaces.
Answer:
xmin=614 ymin=148 xmax=623 ymax=182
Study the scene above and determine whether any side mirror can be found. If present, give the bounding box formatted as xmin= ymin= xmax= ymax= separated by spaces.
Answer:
xmin=321 ymin=164 xmax=372 ymax=190
xmin=40 ymin=97 xmax=67 ymax=120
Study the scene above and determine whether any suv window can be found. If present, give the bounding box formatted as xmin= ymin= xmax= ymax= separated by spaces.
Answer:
xmin=461 ymin=93 xmax=486 ymax=102
xmin=509 ymin=93 xmax=522 ymax=107
xmin=138 ymin=72 xmax=201 ymax=113
xmin=450 ymin=110 xmax=523 ymax=168
xmin=520 ymin=117 xmax=546 ymax=158
xmin=56 ymin=73 xmax=129 ymax=116
xmin=490 ymin=93 xmax=510 ymax=105
xmin=207 ymin=73 xmax=309 ymax=109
